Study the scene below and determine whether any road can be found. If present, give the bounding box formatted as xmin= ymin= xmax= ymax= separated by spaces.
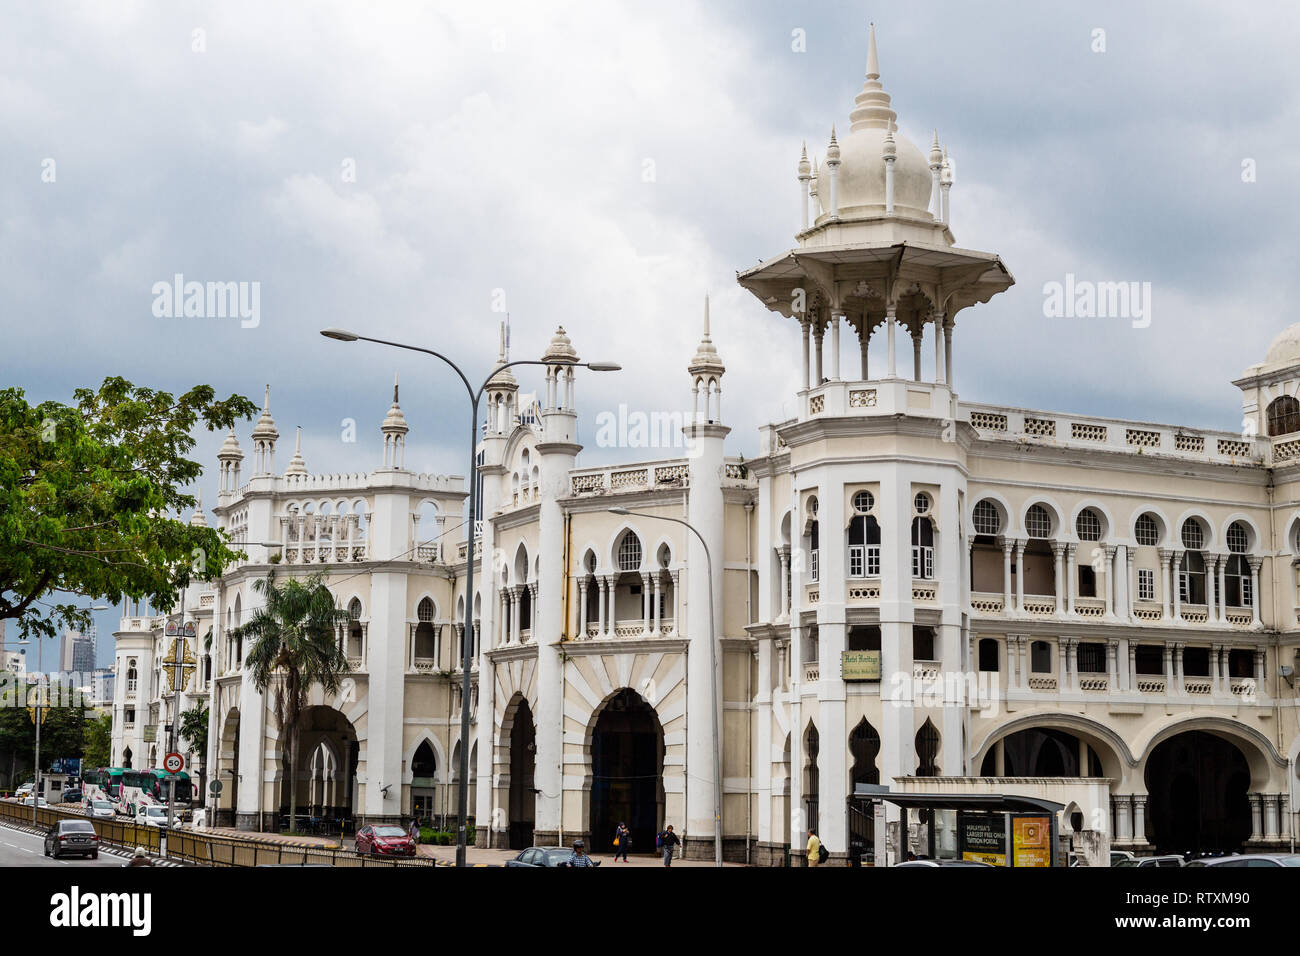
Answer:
xmin=0 ymin=821 xmax=130 ymax=868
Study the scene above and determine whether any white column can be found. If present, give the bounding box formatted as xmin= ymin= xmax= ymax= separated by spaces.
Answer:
xmin=578 ymin=580 xmax=589 ymax=637
xmin=1171 ymin=550 xmax=1183 ymax=620
xmin=886 ymin=307 xmax=897 ymax=377
xmin=1001 ymin=539 xmax=1013 ymax=611
xmin=597 ymin=576 xmax=608 ymax=636
xmin=1014 ymin=540 xmax=1025 ymax=613
xmin=1249 ymin=557 xmax=1262 ymax=626
xmin=778 ymin=549 xmax=791 ymax=619
xmin=1214 ymin=554 xmax=1227 ymax=623
xmin=641 ymin=572 xmax=652 ymax=634
xmin=1126 ymin=547 xmax=1137 ymax=621
xmin=800 ymin=318 xmax=811 ymax=391
xmin=651 ymin=572 xmax=662 ymax=634
xmin=1052 ymin=543 xmax=1065 ymax=613
xmin=933 ymin=311 xmax=946 ymax=384
xmin=1104 ymin=545 xmax=1117 ymax=617
xmin=607 ymin=575 xmax=618 ymax=636
xmin=814 ymin=324 xmax=824 ymax=385
xmin=830 ymin=310 xmax=843 ymax=381
xmin=1065 ymin=544 xmax=1077 ymax=615
xmin=1159 ymin=550 xmax=1173 ymax=619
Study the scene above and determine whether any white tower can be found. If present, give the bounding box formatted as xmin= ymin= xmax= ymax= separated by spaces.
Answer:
xmin=683 ymin=296 xmax=729 ymax=858
xmin=381 ymin=375 xmax=409 ymax=469
xmin=250 ymin=386 xmax=278 ymax=476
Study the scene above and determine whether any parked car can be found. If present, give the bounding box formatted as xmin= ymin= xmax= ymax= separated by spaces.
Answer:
xmin=894 ymin=859 xmax=993 ymax=867
xmin=87 ymin=799 xmax=116 ymax=819
xmin=19 ymin=796 xmax=49 ymax=807
xmin=44 ymin=819 xmax=99 ymax=860
xmin=355 ymin=824 xmax=417 ymax=857
xmin=506 ymin=846 xmax=602 ymax=867
xmin=1114 ymin=855 xmax=1184 ymax=868
xmin=15 ymin=783 xmax=34 ymax=798
xmin=1187 ymin=854 xmax=1300 ymax=867
xmin=61 ymin=788 xmax=83 ymax=804
xmin=1111 ymin=850 xmax=1136 ymax=866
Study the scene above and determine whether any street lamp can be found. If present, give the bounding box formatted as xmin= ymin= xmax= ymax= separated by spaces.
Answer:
xmin=17 ymin=605 xmax=109 ymax=825
xmin=608 ymin=506 xmax=723 ymax=867
xmin=320 ymin=326 xmax=620 ymax=866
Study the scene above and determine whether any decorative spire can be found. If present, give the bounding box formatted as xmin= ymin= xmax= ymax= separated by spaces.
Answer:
xmin=849 ymin=23 xmax=898 ymax=132
xmin=284 ymin=426 xmax=307 ymax=476
xmin=487 ymin=318 xmax=518 ymax=389
xmin=541 ymin=325 xmax=580 ymax=364
xmin=882 ymin=124 xmax=897 ymax=159
xmin=826 ymin=126 xmax=840 ymax=163
xmin=940 ymin=147 xmax=953 ymax=185
xmin=251 ymin=384 xmax=278 ymax=441
xmin=217 ymin=426 xmax=243 ymax=461
xmin=381 ymin=377 xmax=409 ymax=435
xmin=930 ymin=130 xmax=943 ymax=166
xmin=189 ymin=487 xmax=208 ymax=527
xmin=689 ymin=294 xmax=726 ymax=377
xmin=798 ymin=141 xmax=811 ymax=179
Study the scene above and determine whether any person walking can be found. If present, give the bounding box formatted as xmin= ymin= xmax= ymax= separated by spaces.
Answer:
xmin=566 ymin=839 xmax=595 ymax=867
xmin=658 ymin=824 xmax=681 ymax=867
xmin=806 ymin=827 xmax=821 ymax=867
xmin=409 ymin=817 xmax=420 ymax=846
xmin=612 ymin=822 xmax=631 ymax=863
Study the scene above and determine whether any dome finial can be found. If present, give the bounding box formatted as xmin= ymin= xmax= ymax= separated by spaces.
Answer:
xmin=284 ymin=425 xmax=307 ymax=477
xmin=849 ymin=25 xmax=897 ymax=132
xmin=866 ymin=22 xmax=880 ymax=80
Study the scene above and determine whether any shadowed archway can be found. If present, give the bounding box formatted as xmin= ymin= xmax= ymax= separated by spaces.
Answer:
xmin=590 ymin=688 xmax=664 ymax=854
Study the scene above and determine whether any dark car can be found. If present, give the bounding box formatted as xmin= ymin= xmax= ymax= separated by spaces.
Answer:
xmin=355 ymin=824 xmax=416 ymax=857
xmin=44 ymin=819 xmax=99 ymax=860
xmin=894 ymin=859 xmax=993 ymax=867
xmin=1114 ymin=855 xmax=1184 ymax=868
xmin=61 ymin=788 xmax=84 ymax=804
xmin=506 ymin=847 xmax=602 ymax=867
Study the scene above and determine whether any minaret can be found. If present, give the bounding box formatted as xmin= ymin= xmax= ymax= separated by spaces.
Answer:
xmin=530 ymin=326 xmax=584 ymax=847
xmin=250 ymin=386 xmax=278 ymax=476
xmin=217 ymin=428 xmax=243 ymax=497
xmin=940 ymin=148 xmax=953 ymax=227
xmin=380 ymin=375 xmax=409 ymax=469
xmin=682 ymin=295 xmax=729 ymax=859
xmin=825 ymin=127 xmax=841 ymax=218
xmin=284 ymin=426 xmax=307 ymax=477
xmin=484 ymin=321 xmax=519 ymax=436
xmin=882 ymin=126 xmax=897 ymax=214
xmin=929 ymin=131 xmax=944 ymax=219
xmin=797 ymin=142 xmax=812 ymax=231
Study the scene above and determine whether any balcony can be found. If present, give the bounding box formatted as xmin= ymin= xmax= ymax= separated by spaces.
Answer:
xmin=1133 ymin=603 xmax=1163 ymax=623
xmin=411 ymin=658 xmax=438 ymax=674
xmin=970 ymin=592 xmax=1004 ymax=614
xmin=911 ymin=583 xmax=937 ymax=604
xmin=1027 ymin=676 xmax=1057 ymax=691
xmin=1179 ymin=604 xmax=1209 ymax=625
xmin=1021 ymin=598 xmax=1057 ymax=616
xmin=1074 ymin=598 xmax=1106 ymax=619
xmin=1078 ymin=675 xmax=1109 ymax=692
xmin=580 ymin=619 xmax=677 ymax=640
xmin=1136 ymin=677 xmax=1166 ymax=694
xmin=803 ymin=662 xmax=820 ymax=683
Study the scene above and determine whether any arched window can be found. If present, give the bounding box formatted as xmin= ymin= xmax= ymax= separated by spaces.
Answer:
xmin=972 ymin=500 xmax=1001 ymax=536
xmin=1180 ymin=519 xmax=1204 ymax=551
xmin=1178 ymin=521 xmax=1207 ymax=605
xmin=348 ymin=598 xmax=362 ymax=620
xmin=803 ymin=723 xmax=820 ymax=833
xmin=1225 ymin=521 xmax=1252 ymax=607
xmin=849 ymin=718 xmax=881 ymax=789
xmin=809 ymin=519 xmax=820 ymax=583
xmin=978 ymin=638 xmax=1000 ymax=672
xmin=847 ymin=513 xmax=881 ymax=578
xmin=1025 ymin=504 xmax=1052 ymax=539
xmin=617 ymin=533 xmax=642 ymax=572
xmin=415 ymin=598 xmax=437 ymax=662
xmin=911 ymin=518 xmax=934 ymax=579
xmin=852 ymin=490 xmax=874 ymax=514
xmin=1075 ymin=508 xmax=1102 ymax=541
xmin=915 ymin=719 xmax=940 ymax=776
xmin=1267 ymin=396 xmax=1300 ymax=436
xmin=913 ymin=492 xmax=931 ymax=515
xmin=1135 ymin=513 xmax=1159 ymax=546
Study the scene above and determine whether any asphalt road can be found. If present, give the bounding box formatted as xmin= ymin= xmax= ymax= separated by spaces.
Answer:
xmin=0 ymin=820 xmax=130 ymax=868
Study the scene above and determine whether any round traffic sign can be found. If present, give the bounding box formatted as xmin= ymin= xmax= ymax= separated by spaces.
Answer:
xmin=209 ymin=779 xmax=223 ymax=795
xmin=163 ymin=752 xmax=185 ymax=774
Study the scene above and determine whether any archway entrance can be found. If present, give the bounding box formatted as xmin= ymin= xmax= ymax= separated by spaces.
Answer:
xmin=508 ymin=700 xmax=536 ymax=850
xmin=411 ymin=741 xmax=437 ymax=824
xmin=590 ymin=688 xmax=664 ymax=854
xmin=217 ymin=708 xmax=240 ymax=826
xmin=980 ymin=727 xmax=1104 ymax=777
xmin=281 ymin=706 xmax=358 ymax=828
xmin=1144 ymin=731 xmax=1251 ymax=855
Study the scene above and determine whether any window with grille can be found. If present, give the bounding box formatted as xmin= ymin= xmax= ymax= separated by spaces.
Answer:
xmin=418 ymin=598 xmax=435 ymax=622
xmin=1135 ymin=514 xmax=1159 ymax=546
xmin=914 ymin=492 xmax=931 ymax=515
xmin=1025 ymin=505 xmax=1051 ymax=539
xmin=1138 ymin=568 xmax=1155 ymax=601
xmin=853 ymin=490 xmax=874 ymax=513
xmin=618 ymin=534 xmax=642 ymax=571
xmin=1077 ymin=641 xmax=1106 ymax=674
xmin=848 ymin=545 xmax=864 ymax=577
xmin=866 ymin=545 xmax=880 ymax=576
xmin=1075 ymin=509 xmax=1101 ymax=541
xmin=807 ymin=496 xmax=819 ymax=516
xmin=973 ymin=500 xmax=1001 ymax=535
xmin=1226 ymin=522 xmax=1248 ymax=553
xmin=1180 ymin=520 xmax=1204 ymax=551
xmin=810 ymin=549 xmax=819 ymax=583
xmin=349 ymin=598 xmax=362 ymax=620
xmin=1267 ymin=395 xmax=1300 ymax=436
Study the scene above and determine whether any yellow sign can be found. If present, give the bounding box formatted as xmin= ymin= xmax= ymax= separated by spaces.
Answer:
xmin=841 ymin=650 xmax=881 ymax=681
xmin=1012 ymin=815 xmax=1052 ymax=868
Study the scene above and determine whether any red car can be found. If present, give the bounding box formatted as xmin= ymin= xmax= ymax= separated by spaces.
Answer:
xmin=355 ymin=824 xmax=417 ymax=857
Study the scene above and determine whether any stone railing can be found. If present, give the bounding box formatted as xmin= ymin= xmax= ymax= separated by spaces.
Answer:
xmin=1179 ymin=605 xmax=1209 ymax=624
xmin=346 ymin=657 xmax=365 ymax=672
xmin=1225 ymin=609 xmax=1254 ymax=626
xmin=848 ymin=584 xmax=881 ymax=602
xmin=411 ymin=658 xmax=438 ymax=674
xmin=1078 ymin=676 xmax=1109 ymax=692
xmin=1074 ymin=598 xmax=1106 ymax=618
xmin=1136 ymin=677 xmax=1166 ymax=694
xmin=803 ymin=663 xmax=820 ymax=683
xmin=806 ymin=587 xmax=819 ymax=604
xmin=415 ymin=543 xmax=442 ymax=562
xmin=1133 ymin=604 xmax=1163 ymax=622
xmin=1184 ymin=679 xmax=1213 ymax=695
xmin=970 ymin=592 xmax=1005 ymax=613
xmin=1028 ymin=676 xmax=1057 ymax=691
xmin=912 ymin=583 xmax=937 ymax=603
xmin=580 ymin=619 xmax=676 ymax=639
xmin=913 ymin=660 xmax=940 ymax=681
xmin=1230 ymin=678 xmax=1258 ymax=697
xmin=962 ymin=403 xmax=1264 ymax=465
xmin=284 ymin=543 xmax=369 ymax=564
xmin=1022 ymin=598 xmax=1056 ymax=616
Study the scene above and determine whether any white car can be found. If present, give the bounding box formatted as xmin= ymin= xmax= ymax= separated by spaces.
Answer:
xmin=87 ymin=799 xmax=116 ymax=819
xmin=135 ymin=805 xmax=170 ymax=828
xmin=19 ymin=796 xmax=49 ymax=807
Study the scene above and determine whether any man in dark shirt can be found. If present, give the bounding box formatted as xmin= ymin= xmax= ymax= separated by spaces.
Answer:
xmin=566 ymin=839 xmax=595 ymax=867
xmin=659 ymin=824 xmax=681 ymax=866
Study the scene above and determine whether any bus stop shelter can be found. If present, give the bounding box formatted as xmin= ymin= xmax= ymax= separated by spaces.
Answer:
xmin=854 ymin=784 xmax=1067 ymax=867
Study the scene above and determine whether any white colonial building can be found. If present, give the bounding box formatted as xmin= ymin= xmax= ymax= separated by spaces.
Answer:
xmin=113 ymin=28 xmax=1300 ymax=863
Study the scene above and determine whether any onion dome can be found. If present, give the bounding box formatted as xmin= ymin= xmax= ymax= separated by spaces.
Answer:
xmin=381 ymin=374 xmax=409 ymax=436
xmin=542 ymin=326 xmax=580 ymax=364
xmin=217 ymin=427 xmax=243 ymax=462
xmin=250 ymin=385 xmax=278 ymax=443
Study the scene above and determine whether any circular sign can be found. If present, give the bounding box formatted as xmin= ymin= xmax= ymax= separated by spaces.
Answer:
xmin=165 ymin=621 xmax=178 ymax=636
xmin=184 ymin=623 xmax=196 ymax=638
xmin=209 ymin=780 xmax=223 ymax=795
xmin=163 ymin=752 xmax=185 ymax=774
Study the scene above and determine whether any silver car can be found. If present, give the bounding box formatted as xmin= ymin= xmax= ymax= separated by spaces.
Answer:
xmin=1187 ymin=854 xmax=1300 ymax=867
xmin=87 ymin=799 xmax=116 ymax=819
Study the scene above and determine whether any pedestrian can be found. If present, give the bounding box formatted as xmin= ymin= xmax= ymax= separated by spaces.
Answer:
xmin=657 ymin=824 xmax=681 ymax=866
xmin=126 ymin=847 xmax=153 ymax=868
xmin=566 ymin=839 xmax=595 ymax=867
xmin=409 ymin=817 xmax=420 ymax=846
xmin=612 ymin=822 xmax=631 ymax=862
xmin=807 ymin=827 xmax=821 ymax=867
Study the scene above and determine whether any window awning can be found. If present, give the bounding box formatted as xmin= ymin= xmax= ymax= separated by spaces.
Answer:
xmin=852 ymin=786 xmax=1066 ymax=815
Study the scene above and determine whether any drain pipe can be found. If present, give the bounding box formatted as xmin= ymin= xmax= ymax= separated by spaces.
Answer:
xmin=745 ymin=498 xmax=755 ymax=864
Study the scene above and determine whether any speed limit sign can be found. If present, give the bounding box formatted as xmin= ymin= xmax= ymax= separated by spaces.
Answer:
xmin=163 ymin=752 xmax=185 ymax=774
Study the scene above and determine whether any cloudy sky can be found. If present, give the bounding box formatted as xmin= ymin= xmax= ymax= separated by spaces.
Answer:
xmin=3 ymin=1 xmax=1299 ymax=663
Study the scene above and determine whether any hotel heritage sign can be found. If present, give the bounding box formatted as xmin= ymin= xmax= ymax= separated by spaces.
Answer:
xmin=841 ymin=650 xmax=881 ymax=681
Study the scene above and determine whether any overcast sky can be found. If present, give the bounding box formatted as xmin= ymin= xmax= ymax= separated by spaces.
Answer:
xmin=3 ymin=1 xmax=1299 ymax=664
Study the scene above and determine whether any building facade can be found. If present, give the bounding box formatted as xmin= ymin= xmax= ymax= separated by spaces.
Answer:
xmin=112 ymin=30 xmax=1300 ymax=863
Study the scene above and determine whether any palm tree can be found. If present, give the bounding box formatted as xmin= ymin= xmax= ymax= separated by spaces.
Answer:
xmin=234 ymin=571 xmax=349 ymax=832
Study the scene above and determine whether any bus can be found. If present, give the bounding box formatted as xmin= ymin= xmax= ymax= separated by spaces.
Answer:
xmin=120 ymin=769 xmax=192 ymax=815
xmin=82 ymin=768 xmax=125 ymax=805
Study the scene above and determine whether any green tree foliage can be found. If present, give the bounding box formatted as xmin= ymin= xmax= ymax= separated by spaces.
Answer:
xmin=82 ymin=712 xmax=113 ymax=768
xmin=180 ymin=705 xmax=208 ymax=755
xmin=0 ymin=377 xmax=257 ymax=639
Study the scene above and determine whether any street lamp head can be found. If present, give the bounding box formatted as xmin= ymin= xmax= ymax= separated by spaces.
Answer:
xmin=319 ymin=327 xmax=360 ymax=342
xmin=608 ymin=507 xmax=631 ymax=516
xmin=586 ymin=361 xmax=622 ymax=372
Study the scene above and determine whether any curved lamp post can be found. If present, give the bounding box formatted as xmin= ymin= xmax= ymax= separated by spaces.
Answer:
xmin=608 ymin=506 xmax=723 ymax=867
xmin=321 ymin=326 xmax=619 ymax=866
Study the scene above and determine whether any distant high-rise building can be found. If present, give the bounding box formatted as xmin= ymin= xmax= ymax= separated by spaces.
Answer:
xmin=60 ymin=627 xmax=97 ymax=676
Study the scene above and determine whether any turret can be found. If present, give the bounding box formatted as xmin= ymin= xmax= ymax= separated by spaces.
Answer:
xmin=688 ymin=295 xmax=727 ymax=425
xmin=484 ymin=321 xmax=519 ymax=437
xmin=250 ymin=385 xmax=279 ymax=475
xmin=217 ymin=428 xmax=243 ymax=496
xmin=285 ymin=426 xmax=308 ymax=477
xmin=380 ymin=374 xmax=409 ymax=469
